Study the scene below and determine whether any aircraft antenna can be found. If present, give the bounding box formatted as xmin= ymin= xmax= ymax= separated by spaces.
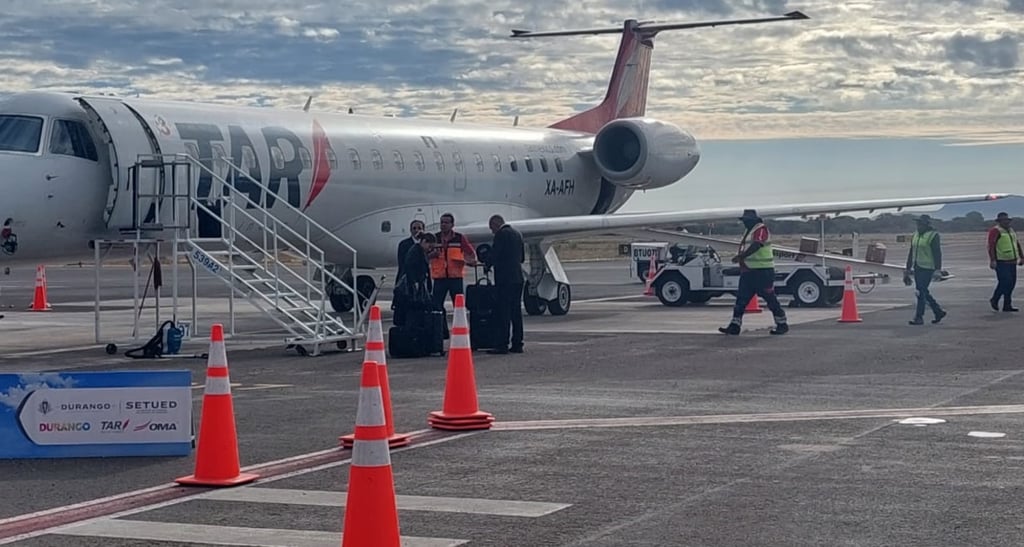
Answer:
xmin=302 ymin=96 xmax=312 ymax=112
xmin=509 ymin=10 xmax=808 ymax=38
xmin=513 ymin=115 xmax=520 ymax=127
xmin=450 ymin=109 xmax=458 ymax=123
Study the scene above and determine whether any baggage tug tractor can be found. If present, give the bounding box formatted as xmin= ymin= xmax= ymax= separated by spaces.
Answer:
xmin=649 ymin=244 xmax=846 ymax=307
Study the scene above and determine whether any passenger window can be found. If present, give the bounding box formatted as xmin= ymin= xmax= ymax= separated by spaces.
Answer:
xmin=393 ymin=151 xmax=404 ymax=171
xmin=414 ymin=151 xmax=425 ymax=171
xmin=474 ymin=153 xmax=485 ymax=172
xmin=298 ymin=147 xmax=312 ymax=169
xmin=212 ymin=144 xmax=229 ymax=178
xmin=433 ymin=151 xmax=445 ymax=171
xmin=348 ymin=148 xmax=360 ymax=170
xmin=184 ymin=142 xmax=200 ymax=159
xmin=492 ymin=154 xmax=502 ymax=172
xmin=509 ymin=156 xmax=518 ymax=172
xmin=242 ymin=146 xmax=257 ymax=170
xmin=48 ymin=119 xmax=98 ymax=161
xmin=524 ymin=156 xmax=533 ymax=173
xmin=371 ymin=149 xmax=384 ymax=170
xmin=555 ymin=157 xmax=564 ymax=172
xmin=270 ymin=146 xmax=285 ymax=170
xmin=0 ymin=115 xmax=43 ymax=153
xmin=540 ymin=157 xmax=549 ymax=172
xmin=453 ymin=152 xmax=464 ymax=172
xmin=326 ymin=148 xmax=338 ymax=169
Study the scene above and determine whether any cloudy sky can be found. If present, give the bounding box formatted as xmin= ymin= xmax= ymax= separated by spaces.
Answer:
xmin=1 ymin=0 xmax=1022 ymax=212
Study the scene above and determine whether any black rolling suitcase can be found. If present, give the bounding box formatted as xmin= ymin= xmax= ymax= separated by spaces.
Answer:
xmin=465 ymin=270 xmax=505 ymax=351
xmin=388 ymin=305 xmax=445 ymax=358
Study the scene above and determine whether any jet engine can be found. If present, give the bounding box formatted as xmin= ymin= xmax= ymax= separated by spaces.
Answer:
xmin=592 ymin=117 xmax=700 ymax=190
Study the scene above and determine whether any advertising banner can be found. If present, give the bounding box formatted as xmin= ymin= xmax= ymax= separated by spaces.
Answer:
xmin=0 ymin=370 xmax=193 ymax=459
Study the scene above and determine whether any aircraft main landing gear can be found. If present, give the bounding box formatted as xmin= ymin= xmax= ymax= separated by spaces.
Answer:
xmin=523 ymin=242 xmax=572 ymax=316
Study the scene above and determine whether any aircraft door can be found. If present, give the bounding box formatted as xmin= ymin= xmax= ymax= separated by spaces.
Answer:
xmin=76 ymin=97 xmax=163 ymax=230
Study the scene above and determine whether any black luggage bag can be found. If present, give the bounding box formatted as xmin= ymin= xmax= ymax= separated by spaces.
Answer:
xmin=465 ymin=271 xmax=506 ymax=351
xmin=388 ymin=306 xmax=445 ymax=358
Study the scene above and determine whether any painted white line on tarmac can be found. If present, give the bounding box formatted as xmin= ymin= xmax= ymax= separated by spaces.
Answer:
xmin=1 ymin=432 xmax=474 ymax=545
xmin=491 ymin=404 xmax=1024 ymax=431
xmin=57 ymin=520 xmax=467 ymax=547
xmin=203 ymin=487 xmax=572 ymax=517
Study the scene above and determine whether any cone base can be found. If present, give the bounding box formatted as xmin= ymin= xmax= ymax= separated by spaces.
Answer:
xmin=175 ymin=471 xmax=259 ymax=487
xmin=339 ymin=433 xmax=411 ymax=449
xmin=428 ymin=410 xmax=495 ymax=431
xmin=837 ymin=318 xmax=863 ymax=323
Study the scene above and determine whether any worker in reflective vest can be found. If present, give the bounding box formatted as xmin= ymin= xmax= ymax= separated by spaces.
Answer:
xmin=987 ymin=211 xmax=1023 ymax=312
xmin=429 ymin=213 xmax=478 ymax=334
xmin=719 ymin=209 xmax=788 ymax=336
xmin=905 ymin=214 xmax=946 ymax=325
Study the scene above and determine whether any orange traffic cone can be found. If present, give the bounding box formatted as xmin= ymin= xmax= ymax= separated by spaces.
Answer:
xmin=643 ymin=253 xmax=657 ymax=296
xmin=176 ymin=324 xmax=259 ymax=487
xmin=340 ymin=305 xmax=410 ymax=449
xmin=28 ymin=265 xmax=51 ymax=311
xmin=744 ymin=295 xmax=762 ymax=313
xmin=427 ymin=294 xmax=494 ymax=431
xmin=341 ymin=359 xmax=401 ymax=547
xmin=837 ymin=265 xmax=863 ymax=323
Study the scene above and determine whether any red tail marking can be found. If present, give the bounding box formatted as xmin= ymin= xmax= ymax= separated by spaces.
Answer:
xmin=303 ymin=119 xmax=332 ymax=211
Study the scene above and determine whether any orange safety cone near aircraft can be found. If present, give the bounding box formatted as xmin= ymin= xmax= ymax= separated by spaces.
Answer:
xmin=0 ymin=10 xmax=1008 ymax=324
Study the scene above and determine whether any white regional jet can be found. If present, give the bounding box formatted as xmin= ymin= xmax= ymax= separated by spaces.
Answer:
xmin=0 ymin=10 xmax=1008 ymax=318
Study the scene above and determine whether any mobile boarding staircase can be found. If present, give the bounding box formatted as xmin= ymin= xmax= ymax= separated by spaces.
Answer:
xmin=94 ymin=153 xmax=371 ymax=357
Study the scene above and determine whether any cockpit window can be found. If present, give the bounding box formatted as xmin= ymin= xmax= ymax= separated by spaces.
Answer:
xmin=49 ymin=119 xmax=98 ymax=161
xmin=0 ymin=115 xmax=43 ymax=153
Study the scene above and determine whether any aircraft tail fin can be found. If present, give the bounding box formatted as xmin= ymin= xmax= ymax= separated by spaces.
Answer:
xmin=510 ymin=11 xmax=809 ymax=134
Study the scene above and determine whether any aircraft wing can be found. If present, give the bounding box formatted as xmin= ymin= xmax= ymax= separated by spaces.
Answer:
xmin=458 ymin=193 xmax=1011 ymax=241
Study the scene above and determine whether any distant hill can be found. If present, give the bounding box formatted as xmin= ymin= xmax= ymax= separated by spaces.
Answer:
xmin=931 ymin=196 xmax=1024 ymax=221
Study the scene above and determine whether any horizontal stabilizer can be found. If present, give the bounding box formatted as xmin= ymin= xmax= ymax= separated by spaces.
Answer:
xmin=510 ymin=11 xmax=808 ymax=38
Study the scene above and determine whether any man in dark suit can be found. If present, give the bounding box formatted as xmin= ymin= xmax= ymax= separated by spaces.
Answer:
xmin=486 ymin=214 xmax=525 ymax=354
xmin=396 ymin=219 xmax=425 ymax=282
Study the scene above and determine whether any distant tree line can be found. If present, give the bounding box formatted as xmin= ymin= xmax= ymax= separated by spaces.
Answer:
xmin=680 ymin=211 xmax=1016 ymax=236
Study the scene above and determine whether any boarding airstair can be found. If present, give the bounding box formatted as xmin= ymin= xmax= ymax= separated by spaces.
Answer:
xmin=106 ymin=153 xmax=366 ymax=356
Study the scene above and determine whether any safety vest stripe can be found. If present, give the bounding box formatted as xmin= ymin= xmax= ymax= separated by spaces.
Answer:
xmin=356 ymin=387 xmax=386 ymax=426
xmin=351 ymin=439 xmax=392 ymax=467
xmin=205 ymin=376 xmax=232 ymax=395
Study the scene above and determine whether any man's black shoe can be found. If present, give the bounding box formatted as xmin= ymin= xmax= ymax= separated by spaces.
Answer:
xmin=990 ymin=298 xmax=1000 ymax=311
xmin=932 ymin=310 xmax=947 ymax=324
xmin=1004 ymin=307 xmax=1019 ymax=312
xmin=718 ymin=324 xmax=740 ymax=335
xmin=486 ymin=348 xmax=508 ymax=355
xmin=510 ymin=346 xmax=524 ymax=353
xmin=770 ymin=324 xmax=789 ymax=335
xmin=909 ymin=317 xmax=924 ymax=325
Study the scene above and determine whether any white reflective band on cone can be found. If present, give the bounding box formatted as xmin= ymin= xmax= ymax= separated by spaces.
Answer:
xmin=450 ymin=332 xmax=470 ymax=349
xmin=367 ymin=349 xmax=387 ymax=366
xmin=352 ymin=438 xmax=392 ymax=467
xmin=205 ymin=376 xmax=232 ymax=395
xmin=208 ymin=342 xmax=228 ymax=369
xmin=367 ymin=320 xmax=383 ymax=341
xmin=356 ymin=386 xmax=386 ymax=426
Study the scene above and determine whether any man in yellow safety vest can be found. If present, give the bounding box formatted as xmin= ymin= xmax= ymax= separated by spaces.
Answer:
xmin=987 ymin=211 xmax=1023 ymax=312
xmin=905 ymin=214 xmax=947 ymax=325
xmin=718 ymin=209 xmax=788 ymax=335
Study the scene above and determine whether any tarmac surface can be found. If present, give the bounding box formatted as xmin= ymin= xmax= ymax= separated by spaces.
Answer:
xmin=1 ymin=235 xmax=1023 ymax=546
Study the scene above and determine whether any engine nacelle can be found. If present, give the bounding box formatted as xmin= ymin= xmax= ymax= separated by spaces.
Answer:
xmin=592 ymin=117 xmax=700 ymax=190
